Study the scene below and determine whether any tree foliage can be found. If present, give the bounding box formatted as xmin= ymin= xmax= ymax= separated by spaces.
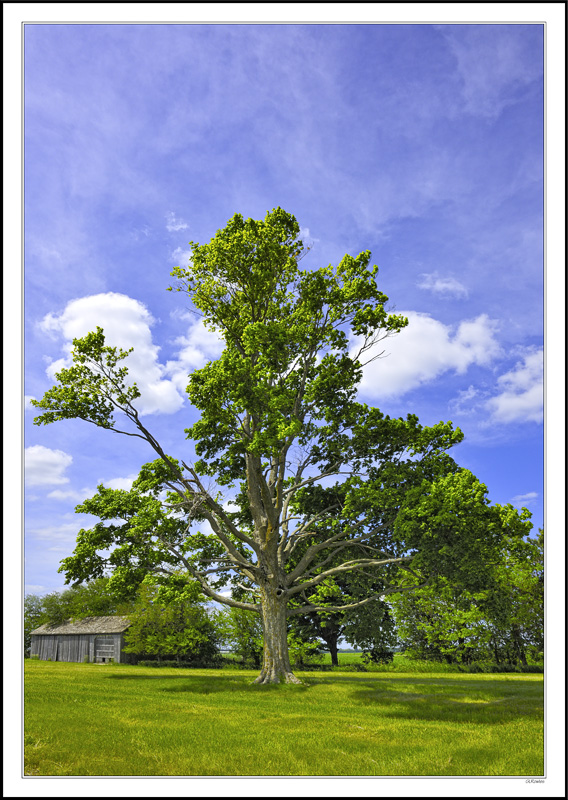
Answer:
xmin=24 ymin=594 xmax=45 ymax=657
xmin=391 ymin=529 xmax=543 ymax=665
xmin=122 ymin=578 xmax=220 ymax=664
xmin=287 ymin=571 xmax=398 ymax=666
xmin=214 ymin=605 xmax=264 ymax=667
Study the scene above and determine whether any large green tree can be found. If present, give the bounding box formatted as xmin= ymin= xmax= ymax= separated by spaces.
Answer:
xmin=32 ymin=208 xmax=531 ymax=683
xmin=390 ymin=529 xmax=543 ymax=665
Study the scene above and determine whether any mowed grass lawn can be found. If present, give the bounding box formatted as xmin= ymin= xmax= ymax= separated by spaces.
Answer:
xmin=24 ymin=661 xmax=543 ymax=777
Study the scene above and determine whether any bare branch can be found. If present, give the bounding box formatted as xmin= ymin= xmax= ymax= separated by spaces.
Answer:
xmin=156 ymin=538 xmax=260 ymax=613
xmin=280 ymin=503 xmax=341 ymax=558
xmin=287 ymin=555 xmax=413 ymax=596
xmin=281 ymin=463 xmax=342 ymax=498
xmin=236 ymin=582 xmax=261 ymax=598
xmin=285 ymin=522 xmax=391 ymax=585
xmin=287 ymin=578 xmax=430 ymax=616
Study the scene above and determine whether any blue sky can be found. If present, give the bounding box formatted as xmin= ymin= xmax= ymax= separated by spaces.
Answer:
xmin=23 ymin=22 xmax=546 ymax=596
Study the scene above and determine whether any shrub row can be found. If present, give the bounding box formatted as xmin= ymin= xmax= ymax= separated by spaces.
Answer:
xmin=335 ymin=660 xmax=543 ymax=674
xmin=136 ymin=659 xmax=224 ymax=669
xmin=457 ymin=662 xmax=543 ymax=674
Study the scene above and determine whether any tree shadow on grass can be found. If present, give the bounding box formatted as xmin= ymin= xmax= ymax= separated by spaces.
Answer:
xmin=105 ymin=673 xmax=311 ymax=694
xmin=104 ymin=672 xmax=542 ymax=713
xmin=343 ymin=676 xmax=543 ymax=726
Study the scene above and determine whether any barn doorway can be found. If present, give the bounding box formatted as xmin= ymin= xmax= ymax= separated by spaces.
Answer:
xmin=94 ymin=636 xmax=115 ymax=663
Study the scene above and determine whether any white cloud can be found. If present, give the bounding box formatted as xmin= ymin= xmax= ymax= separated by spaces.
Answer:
xmin=166 ymin=211 xmax=189 ymax=232
xmin=298 ymin=227 xmax=319 ymax=250
xmin=510 ymin=492 xmax=538 ymax=508
xmin=25 ymin=585 xmax=51 ymax=595
xmin=24 ymin=395 xmax=37 ymax=411
xmin=39 ymin=293 xmax=186 ymax=416
xmin=169 ymin=308 xmax=194 ymax=323
xmin=51 ymin=471 xmax=137 ymax=502
xmin=170 ymin=247 xmax=192 ymax=266
xmin=26 ymin=521 xmax=85 ymax=544
xmin=46 ymin=473 xmax=138 ymax=502
xmin=485 ymin=349 xmax=543 ymax=424
xmin=417 ymin=272 xmax=468 ymax=298
xmin=165 ymin=319 xmax=225 ymax=393
xmin=354 ymin=311 xmax=501 ymax=400
xmin=25 ymin=445 xmax=73 ymax=487
xmin=106 ymin=474 xmax=138 ymax=491
xmin=46 ymin=488 xmax=88 ymax=502
xmin=37 ymin=293 xmax=229 ymax=418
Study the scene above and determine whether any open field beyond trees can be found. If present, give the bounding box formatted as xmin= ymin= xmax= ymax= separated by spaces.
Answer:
xmin=24 ymin=660 xmax=543 ymax=777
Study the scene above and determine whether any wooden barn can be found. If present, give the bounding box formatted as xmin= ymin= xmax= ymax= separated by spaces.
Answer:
xmin=30 ymin=616 xmax=134 ymax=664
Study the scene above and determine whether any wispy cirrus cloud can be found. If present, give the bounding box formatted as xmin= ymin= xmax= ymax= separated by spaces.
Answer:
xmin=417 ymin=272 xmax=468 ymax=298
xmin=45 ymin=488 xmax=88 ymax=502
xmin=26 ymin=520 xmax=89 ymax=544
xmin=510 ymin=491 xmax=538 ymax=507
xmin=439 ymin=25 xmax=543 ymax=119
xmin=448 ymin=384 xmax=481 ymax=416
xmin=166 ymin=211 xmax=189 ymax=232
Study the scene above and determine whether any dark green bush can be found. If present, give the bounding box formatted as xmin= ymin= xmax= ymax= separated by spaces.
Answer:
xmin=361 ymin=649 xmax=394 ymax=665
xmin=456 ymin=662 xmax=544 ymax=674
xmin=137 ymin=658 xmax=223 ymax=669
xmin=340 ymin=663 xmax=368 ymax=672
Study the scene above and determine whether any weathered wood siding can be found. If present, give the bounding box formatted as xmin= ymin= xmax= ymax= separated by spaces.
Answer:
xmin=31 ymin=634 xmax=90 ymax=662
xmin=30 ymin=632 xmax=132 ymax=663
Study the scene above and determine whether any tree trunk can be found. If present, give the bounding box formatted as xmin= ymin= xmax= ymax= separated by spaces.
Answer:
xmin=323 ymin=631 xmax=339 ymax=667
xmin=511 ymin=624 xmax=527 ymax=666
xmin=492 ymin=637 xmax=501 ymax=664
xmin=254 ymin=584 xmax=301 ymax=684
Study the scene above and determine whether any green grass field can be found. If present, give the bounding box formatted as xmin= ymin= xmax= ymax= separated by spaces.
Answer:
xmin=24 ymin=660 xmax=543 ymax=777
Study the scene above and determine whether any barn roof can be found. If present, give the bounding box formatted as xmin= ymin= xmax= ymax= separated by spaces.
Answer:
xmin=30 ymin=615 xmax=132 ymax=636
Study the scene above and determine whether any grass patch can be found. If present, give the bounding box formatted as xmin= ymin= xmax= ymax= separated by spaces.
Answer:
xmin=24 ymin=660 xmax=543 ymax=777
